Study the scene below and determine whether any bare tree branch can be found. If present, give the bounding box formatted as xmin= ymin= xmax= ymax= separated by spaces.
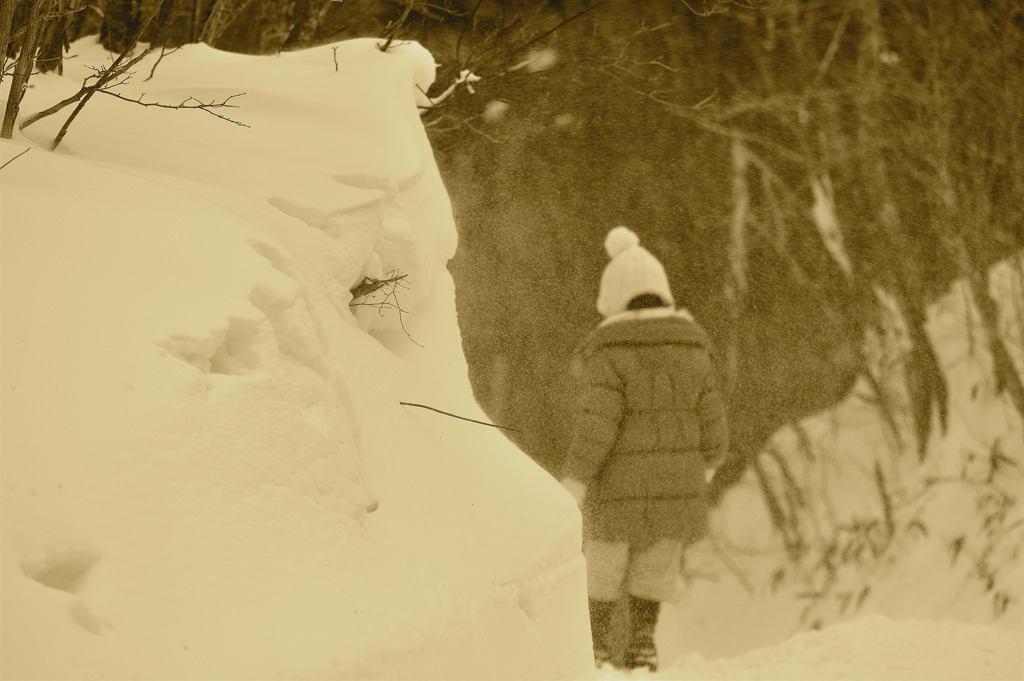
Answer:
xmin=18 ymin=47 xmax=155 ymax=132
xmin=379 ymin=0 xmax=416 ymax=52
xmin=399 ymin=401 xmax=522 ymax=433
xmin=0 ymin=145 xmax=30 ymax=170
xmin=97 ymin=89 xmax=250 ymax=127
xmin=145 ymin=44 xmax=182 ymax=82
xmin=349 ymin=271 xmax=423 ymax=346
xmin=16 ymin=0 xmax=169 ymax=148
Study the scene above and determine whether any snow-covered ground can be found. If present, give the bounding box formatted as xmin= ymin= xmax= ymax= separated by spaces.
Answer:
xmin=601 ymin=615 xmax=1023 ymax=680
xmin=1 ymin=39 xmax=590 ymax=680
xmin=2 ymin=37 xmax=1022 ymax=680
xmin=646 ymin=256 xmax=1024 ymax=680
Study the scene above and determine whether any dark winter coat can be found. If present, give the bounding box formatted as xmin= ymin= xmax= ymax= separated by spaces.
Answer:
xmin=561 ymin=309 xmax=727 ymax=548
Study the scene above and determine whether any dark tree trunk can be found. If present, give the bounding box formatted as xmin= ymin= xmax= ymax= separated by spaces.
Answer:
xmin=100 ymin=0 xmax=140 ymax=51
xmin=1 ymin=0 xmax=44 ymax=139
xmin=281 ymin=0 xmax=331 ymax=50
xmin=0 ymin=0 xmax=19 ymax=79
xmin=36 ymin=0 xmax=78 ymax=74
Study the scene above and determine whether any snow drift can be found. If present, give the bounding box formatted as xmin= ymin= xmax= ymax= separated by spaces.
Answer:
xmin=1 ymin=39 xmax=591 ymax=680
xmin=654 ymin=256 xmax=1024 ymax=671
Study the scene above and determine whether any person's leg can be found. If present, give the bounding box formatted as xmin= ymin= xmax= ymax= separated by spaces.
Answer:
xmin=622 ymin=538 xmax=683 ymax=671
xmin=625 ymin=597 xmax=660 ymax=670
xmin=584 ymin=539 xmax=629 ymax=666
xmin=587 ymin=599 xmax=614 ymax=666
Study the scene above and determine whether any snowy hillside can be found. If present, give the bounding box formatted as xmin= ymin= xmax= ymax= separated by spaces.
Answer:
xmin=652 ymin=257 xmax=1024 ymax=676
xmin=2 ymin=35 xmax=1022 ymax=681
xmin=1 ymin=39 xmax=590 ymax=680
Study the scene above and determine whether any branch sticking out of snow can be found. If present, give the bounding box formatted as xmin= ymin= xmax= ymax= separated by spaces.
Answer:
xmin=0 ymin=146 xmax=30 ymax=171
xmin=349 ymin=270 xmax=422 ymax=346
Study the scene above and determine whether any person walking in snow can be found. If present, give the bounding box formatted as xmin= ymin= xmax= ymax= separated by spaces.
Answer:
xmin=560 ymin=226 xmax=727 ymax=672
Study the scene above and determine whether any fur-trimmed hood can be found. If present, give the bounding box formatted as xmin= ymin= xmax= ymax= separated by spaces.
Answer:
xmin=585 ymin=308 xmax=710 ymax=353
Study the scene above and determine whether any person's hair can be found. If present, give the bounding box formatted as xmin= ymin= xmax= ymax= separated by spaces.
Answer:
xmin=626 ymin=293 xmax=669 ymax=310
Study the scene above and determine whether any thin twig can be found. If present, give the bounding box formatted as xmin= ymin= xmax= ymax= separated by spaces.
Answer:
xmin=399 ymin=402 xmax=522 ymax=433
xmin=349 ymin=271 xmax=423 ymax=346
xmin=28 ymin=0 xmax=167 ymax=148
xmin=48 ymin=47 xmax=156 ymax=149
xmin=813 ymin=7 xmax=852 ymax=87
xmin=145 ymin=44 xmax=182 ymax=82
xmin=0 ymin=146 xmax=30 ymax=170
xmin=98 ymin=90 xmax=250 ymax=127
xmin=874 ymin=460 xmax=895 ymax=540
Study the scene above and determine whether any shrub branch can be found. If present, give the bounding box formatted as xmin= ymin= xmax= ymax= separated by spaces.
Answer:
xmin=97 ymin=89 xmax=249 ymax=127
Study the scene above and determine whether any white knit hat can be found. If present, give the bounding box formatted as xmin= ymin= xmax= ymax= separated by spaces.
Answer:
xmin=596 ymin=226 xmax=674 ymax=317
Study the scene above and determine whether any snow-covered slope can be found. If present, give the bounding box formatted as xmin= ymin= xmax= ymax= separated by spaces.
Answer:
xmin=5 ymin=34 xmax=1020 ymax=681
xmin=653 ymin=256 xmax=1024 ymax=673
xmin=600 ymin=614 xmax=1023 ymax=680
xmin=1 ymin=39 xmax=591 ymax=680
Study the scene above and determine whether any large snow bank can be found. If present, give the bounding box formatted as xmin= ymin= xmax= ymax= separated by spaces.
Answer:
xmin=1 ymin=38 xmax=591 ymax=680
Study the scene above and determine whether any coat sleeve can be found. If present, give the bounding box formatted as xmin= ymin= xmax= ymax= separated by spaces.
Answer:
xmin=698 ymin=365 xmax=728 ymax=469
xmin=560 ymin=350 xmax=624 ymax=486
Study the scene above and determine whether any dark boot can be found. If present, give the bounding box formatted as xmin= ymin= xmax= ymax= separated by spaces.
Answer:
xmin=623 ymin=596 xmax=660 ymax=671
xmin=588 ymin=599 xmax=614 ymax=668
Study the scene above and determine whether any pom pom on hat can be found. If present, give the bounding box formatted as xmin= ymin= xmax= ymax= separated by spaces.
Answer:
xmin=605 ymin=226 xmax=640 ymax=258
xmin=597 ymin=226 xmax=675 ymax=317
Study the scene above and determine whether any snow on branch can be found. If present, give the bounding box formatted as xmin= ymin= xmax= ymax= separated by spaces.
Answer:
xmin=810 ymin=174 xmax=853 ymax=279
xmin=418 ymin=69 xmax=481 ymax=113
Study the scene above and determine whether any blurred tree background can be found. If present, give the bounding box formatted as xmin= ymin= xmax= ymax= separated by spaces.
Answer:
xmin=4 ymin=0 xmax=1022 ymax=505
